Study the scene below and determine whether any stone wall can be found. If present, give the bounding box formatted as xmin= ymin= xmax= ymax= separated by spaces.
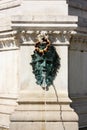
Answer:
xmin=0 ymin=0 xmax=87 ymax=129
xmin=0 ymin=0 xmax=21 ymax=10
xmin=68 ymin=0 xmax=87 ymax=128
xmin=0 ymin=49 xmax=19 ymax=129
xmin=68 ymin=0 xmax=87 ymax=32
xmin=0 ymin=17 xmax=19 ymax=129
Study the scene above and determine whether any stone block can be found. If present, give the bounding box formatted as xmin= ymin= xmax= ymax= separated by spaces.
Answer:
xmin=10 ymin=122 xmax=78 ymax=130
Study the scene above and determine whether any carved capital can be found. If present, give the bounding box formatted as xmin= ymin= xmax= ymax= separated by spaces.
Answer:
xmin=70 ymin=34 xmax=87 ymax=44
xmin=69 ymin=33 xmax=87 ymax=51
xmin=0 ymin=31 xmax=19 ymax=51
xmin=15 ymin=30 xmax=74 ymax=46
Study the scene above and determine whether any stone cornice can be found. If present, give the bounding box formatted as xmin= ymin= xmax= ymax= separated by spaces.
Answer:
xmin=0 ymin=0 xmax=21 ymax=10
xmin=77 ymin=26 xmax=87 ymax=34
xmin=0 ymin=29 xmax=75 ymax=51
xmin=15 ymin=30 xmax=75 ymax=45
xmin=69 ymin=33 xmax=87 ymax=52
xmin=70 ymin=33 xmax=87 ymax=44
xmin=0 ymin=15 xmax=78 ymax=50
xmin=10 ymin=15 xmax=78 ymax=46
xmin=68 ymin=0 xmax=87 ymax=11
xmin=0 ymin=30 xmax=19 ymax=51
xmin=12 ymin=15 xmax=78 ymax=23
xmin=11 ymin=15 xmax=78 ymax=31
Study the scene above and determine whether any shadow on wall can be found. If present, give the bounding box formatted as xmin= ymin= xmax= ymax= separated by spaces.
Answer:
xmin=79 ymin=128 xmax=87 ymax=130
xmin=68 ymin=38 xmax=87 ymax=128
xmin=67 ymin=0 xmax=87 ymax=29
xmin=67 ymin=0 xmax=87 ymax=129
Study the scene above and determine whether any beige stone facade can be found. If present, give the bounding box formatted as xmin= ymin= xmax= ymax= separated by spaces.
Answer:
xmin=0 ymin=0 xmax=87 ymax=130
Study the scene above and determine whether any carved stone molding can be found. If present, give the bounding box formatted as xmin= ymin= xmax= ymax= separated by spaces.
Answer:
xmin=15 ymin=30 xmax=75 ymax=45
xmin=0 ymin=0 xmax=21 ymax=10
xmin=10 ymin=15 xmax=78 ymax=46
xmin=70 ymin=34 xmax=87 ymax=51
xmin=0 ymin=29 xmax=76 ymax=51
xmin=70 ymin=34 xmax=87 ymax=44
xmin=0 ymin=31 xmax=19 ymax=51
xmin=0 ymin=14 xmax=78 ymax=50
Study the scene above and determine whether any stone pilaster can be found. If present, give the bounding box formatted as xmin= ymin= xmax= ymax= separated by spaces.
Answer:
xmin=0 ymin=23 xmax=19 ymax=129
xmin=69 ymin=33 xmax=87 ymax=128
xmin=9 ymin=15 xmax=78 ymax=130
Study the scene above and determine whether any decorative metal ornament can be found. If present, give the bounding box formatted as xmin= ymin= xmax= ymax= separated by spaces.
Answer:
xmin=31 ymin=32 xmax=60 ymax=90
xmin=35 ymin=33 xmax=50 ymax=55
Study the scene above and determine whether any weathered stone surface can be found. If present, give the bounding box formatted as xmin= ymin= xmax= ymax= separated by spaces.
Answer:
xmin=10 ymin=122 xmax=78 ymax=130
xmin=21 ymin=0 xmax=68 ymax=15
xmin=0 ymin=0 xmax=21 ymax=10
xmin=69 ymin=40 xmax=87 ymax=127
xmin=9 ymin=27 xmax=78 ymax=130
xmin=0 ymin=24 xmax=19 ymax=129
xmin=0 ymin=0 xmax=85 ymax=130
xmin=68 ymin=0 xmax=87 ymax=34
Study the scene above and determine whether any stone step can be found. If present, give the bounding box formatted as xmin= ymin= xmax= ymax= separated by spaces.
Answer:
xmin=10 ymin=122 xmax=78 ymax=130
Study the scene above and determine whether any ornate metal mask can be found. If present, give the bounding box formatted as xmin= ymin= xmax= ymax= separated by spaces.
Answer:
xmin=31 ymin=32 xmax=60 ymax=90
